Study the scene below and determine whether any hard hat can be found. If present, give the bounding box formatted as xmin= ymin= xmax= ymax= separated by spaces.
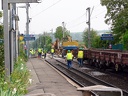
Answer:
xmin=67 ymin=50 xmax=70 ymax=52
xmin=79 ymin=48 xmax=83 ymax=50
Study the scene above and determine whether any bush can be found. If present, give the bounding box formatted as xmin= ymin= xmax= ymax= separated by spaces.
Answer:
xmin=0 ymin=57 xmax=31 ymax=96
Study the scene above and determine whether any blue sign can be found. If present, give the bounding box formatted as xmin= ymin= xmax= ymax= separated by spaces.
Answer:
xmin=101 ymin=34 xmax=114 ymax=40
xmin=24 ymin=34 xmax=34 ymax=37
xmin=23 ymin=34 xmax=35 ymax=41
xmin=101 ymin=37 xmax=114 ymax=40
xmin=101 ymin=34 xmax=113 ymax=37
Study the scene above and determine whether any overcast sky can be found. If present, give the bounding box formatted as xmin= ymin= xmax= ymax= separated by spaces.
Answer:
xmin=1 ymin=0 xmax=110 ymax=34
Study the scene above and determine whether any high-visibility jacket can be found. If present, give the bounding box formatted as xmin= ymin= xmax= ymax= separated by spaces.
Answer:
xmin=30 ymin=50 xmax=32 ymax=54
xmin=51 ymin=49 xmax=54 ymax=53
xmin=38 ymin=48 xmax=42 ymax=53
xmin=32 ymin=50 xmax=35 ymax=55
xmin=77 ymin=50 xmax=83 ymax=58
xmin=66 ymin=53 xmax=73 ymax=60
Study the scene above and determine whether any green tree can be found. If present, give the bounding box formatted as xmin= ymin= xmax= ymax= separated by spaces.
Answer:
xmin=83 ymin=28 xmax=111 ymax=49
xmin=54 ymin=26 xmax=63 ymax=41
xmin=122 ymin=31 xmax=128 ymax=50
xmin=100 ymin=0 xmax=128 ymax=44
xmin=31 ymin=34 xmax=52 ymax=51
xmin=83 ymin=29 xmax=100 ymax=48
xmin=54 ymin=26 xmax=70 ymax=42
xmin=0 ymin=11 xmax=4 ymax=71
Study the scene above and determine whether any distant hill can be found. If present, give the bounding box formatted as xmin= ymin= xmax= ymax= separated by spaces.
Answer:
xmin=96 ymin=30 xmax=111 ymax=35
xmin=70 ymin=30 xmax=110 ymax=41
xmin=70 ymin=32 xmax=83 ymax=42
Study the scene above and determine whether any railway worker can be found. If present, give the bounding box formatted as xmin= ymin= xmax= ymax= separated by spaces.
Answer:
xmin=29 ymin=49 xmax=32 ymax=58
xmin=109 ymin=44 xmax=112 ymax=49
xmin=38 ymin=48 xmax=42 ymax=58
xmin=51 ymin=48 xmax=55 ymax=58
xmin=77 ymin=47 xmax=84 ymax=67
xmin=43 ymin=48 xmax=47 ymax=59
xmin=65 ymin=50 xmax=73 ymax=69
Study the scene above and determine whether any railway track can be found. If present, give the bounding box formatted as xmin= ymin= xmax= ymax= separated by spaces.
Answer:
xmin=45 ymin=56 xmax=128 ymax=96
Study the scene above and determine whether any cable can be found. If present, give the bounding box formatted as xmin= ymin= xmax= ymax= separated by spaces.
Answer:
xmin=30 ymin=3 xmax=39 ymax=9
xmin=31 ymin=0 xmax=62 ymax=18
xmin=30 ymin=0 xmax=45 ymax=9
xmin=68 ymin=21 xmax=86 ymax=29
xmin=91 ymin=10 xmax=106 ymax=19
xmin=66 ymin=12 xmax=86 ymax=24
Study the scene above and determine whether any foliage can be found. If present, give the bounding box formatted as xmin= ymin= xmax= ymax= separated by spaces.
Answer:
xmin=31 ymin=34 xmax=52 ymax=51
xmin=0 ymin=57 xmax=31 ymax=96
xmin=83 ymin=29 xmax=99 ymax=48
xmin=19 ymin=44 xmax=28 ymax=62
xmin=0 ymin=11 xmax=31 ymax=96
xmin=123 ymin=31 xmax=128 ymax=50
xmin=54 ymin=26 xmax=63 ymax=41
xmin=54 ymin=26 xmax=70 ymax=42
xmin=0 ymin=11 xmax=2 ymax=18
xmin=82 ymin=28 xmax=113 ymax=49
xmin=0 ymin=24 xmax=4 ymax=73
xmin=100 ymin=0 xmax=128 ymax=46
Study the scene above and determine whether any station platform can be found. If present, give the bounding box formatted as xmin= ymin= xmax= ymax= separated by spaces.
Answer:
xmin=25 ymin=56 xmax=82 ymax=96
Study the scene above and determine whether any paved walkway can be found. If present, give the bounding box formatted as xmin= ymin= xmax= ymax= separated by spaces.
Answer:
xmin=25 ymin=57 xmax=82 ymax=96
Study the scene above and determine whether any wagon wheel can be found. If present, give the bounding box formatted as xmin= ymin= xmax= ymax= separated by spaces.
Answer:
xmin=89 ymin=59 xmax=93 ymax=66
xmin=99 ymin=61 xmax=106 ymax=70
xmin=95 ymin=60 xmax=99 ymax=68
xmin=115 ymin=64 xmax=119 ymax=72
xmin=115 ymin=64 xmax=123 ymax=72
xmin=99 ymin=61 xmax=103 ymax=69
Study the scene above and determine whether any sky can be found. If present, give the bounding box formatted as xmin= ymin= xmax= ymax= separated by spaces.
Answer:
xmin=1 ymin=0 xmax=110 ymax=34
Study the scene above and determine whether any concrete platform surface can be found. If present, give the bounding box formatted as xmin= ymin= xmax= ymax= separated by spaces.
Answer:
xmin=25 ymin=58 xmax=82 ymax=96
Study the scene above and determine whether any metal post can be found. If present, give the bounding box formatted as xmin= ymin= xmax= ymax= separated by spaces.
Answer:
xmin=26 ymin=3 xmax=30 ymax=57
xmin=3 ymin=0 xmax=11 ymax=76
xmin=51 ymin=29 xmax=53 ymax=42
xmin=10 ymin=29 xmax=14 ymax=72
xmin=62 ymin=22 xmax=64 ymax=38
xmin=10 ymin=3 xmax=16 ymax=73
xmin=86 ymin=7 xmax=91 ymax=48
xmin=44 ymin=32 xmax=45 ymax=49
xmin=15 ymin=9 xmax=19 ymax=59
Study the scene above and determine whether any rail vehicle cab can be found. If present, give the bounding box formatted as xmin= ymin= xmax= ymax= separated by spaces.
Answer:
xmin=77 ymin=85 xmax=123 ymax=96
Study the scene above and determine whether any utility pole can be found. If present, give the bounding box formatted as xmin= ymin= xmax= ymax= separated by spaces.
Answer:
xmin=3 ymin=0 xmax=11 ymax=77
xmin=86 ymin=7 xmax=91 ymax=48
xmin=50 ymin=29 xmax=54 ymax=42
xmin=44 ymin=32 xmax=45 ymax=49
xmin=62 ymin=22 xmax=65 ymax=38
xmin=26 ymin=3 xmax=30 ymax=57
